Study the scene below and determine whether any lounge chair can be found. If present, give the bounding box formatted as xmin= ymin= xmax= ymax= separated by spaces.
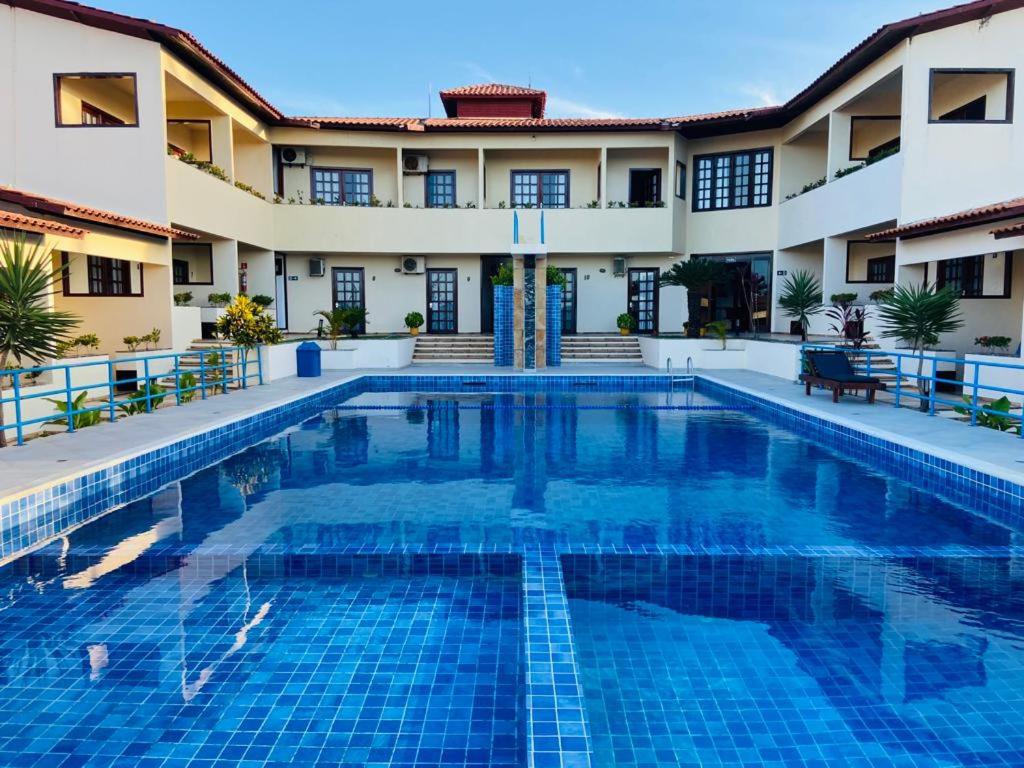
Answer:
xmin=800 ymin=350 xmax=886 ymax=403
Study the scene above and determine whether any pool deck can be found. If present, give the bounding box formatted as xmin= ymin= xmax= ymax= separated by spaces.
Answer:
xmin=2 ymin=362 xmax=1024 ymax=505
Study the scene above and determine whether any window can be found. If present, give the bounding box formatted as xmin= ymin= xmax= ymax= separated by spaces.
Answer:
xmin=849 ymin=116 xmax=901 ymax=161
xmin=171 ymin=244 xmax=213 ymax=285
xmin=510 ymin=170 xmax=569 ymax=208
xmin=675 ymin=161 xmax=686 ymax=199
xmin=54 ymin=74 xmax=138 ymax=127
xmin=866 ymin=255 xmax=896 ymax=283
xmin=628 ymin=169 xmax=662 ymax=206
xmin=935 ymin=252 xmax=1013 ymax=298
xmin=692 ymin=148 xmax=773 ymax=211
xmin=425 ymin=171 xmax=456 ymax=208
xmin=311 ymin=168 xmax=372 ymax=205
xmin=65 ymin=255 xmax=140 ymax=296
xmin=167 ymin=120 xmax=212 ymax=162
xmin=929 ymin=69 xmax=1014 ymax=123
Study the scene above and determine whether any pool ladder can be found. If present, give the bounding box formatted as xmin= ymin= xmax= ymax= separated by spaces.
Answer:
xmin=667 ymin=357 xmax=695 ymax=391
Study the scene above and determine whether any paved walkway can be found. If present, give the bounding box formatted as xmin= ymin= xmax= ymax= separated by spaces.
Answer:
xmin=704 ymin=369 xmax=1024 ymax=485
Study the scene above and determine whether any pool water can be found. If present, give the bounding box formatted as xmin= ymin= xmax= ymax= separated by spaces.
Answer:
xmin=1 ymin=382 xmax=1022 ymax=767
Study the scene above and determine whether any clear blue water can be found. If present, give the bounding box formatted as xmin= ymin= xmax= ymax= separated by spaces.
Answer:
xmin=1 ymin=385 xmax=1022 ymax=767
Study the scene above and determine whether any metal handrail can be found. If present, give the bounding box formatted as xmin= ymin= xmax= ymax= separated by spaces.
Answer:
xmin=801 ymin=343 xmax=1024 ymax=437
xmin=0 ymin=345 xmax=263 ymax=446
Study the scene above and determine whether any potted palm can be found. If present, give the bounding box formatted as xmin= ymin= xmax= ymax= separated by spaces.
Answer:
xmin=778 ymin=270 xmax=823 ymax=342
xmin=405 ymin=311 xmax=424 ymax=336
xmin=0 ymin=233 xmax=79 ymax=446
xmin=876 ymin=282 xmax=962 ymax=409
xmin=659 ymin=257 xmax=727 ymax=338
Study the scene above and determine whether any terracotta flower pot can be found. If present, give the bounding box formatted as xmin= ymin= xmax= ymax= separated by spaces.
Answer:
xmin=409 ymin=327 xmax=420 ymax=336
xmin=619 ymin=327 xmax=630 ymax=336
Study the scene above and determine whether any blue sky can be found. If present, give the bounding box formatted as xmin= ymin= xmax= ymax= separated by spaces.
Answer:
xmin=104 ymin=0 xmax=940 ymax=118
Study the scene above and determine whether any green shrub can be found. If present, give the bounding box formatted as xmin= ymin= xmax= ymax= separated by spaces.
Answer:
xmin=616 ymin=313 xmax=637 ymax=330
xmin=404 ymin=311 xmax=424 ymax=329
xmin=174 ymin=291 xmax=193 ymax=306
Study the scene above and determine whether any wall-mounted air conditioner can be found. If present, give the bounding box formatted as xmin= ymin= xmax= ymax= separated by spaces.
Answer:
xmin=612 ymin=256 xmax=627 ymax=277
xmin=401 ymin=256 xmax=425 ymax=274
xmin=309 ymin=257 xmax=325 ymax=277
xmin=403 ymin=154 xmax=429 ymax=174
xmin=281 ymin=147 xmax=307 ymax=166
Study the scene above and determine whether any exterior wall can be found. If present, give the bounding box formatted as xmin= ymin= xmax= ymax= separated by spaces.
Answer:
xmin=605 ymin=147 xmax=669 ymax=205
xmin=401 ymin=150 xmax=478 ymax=207
xmin=484 ymin=148 xmax=600 ymax=209
xmin=0 ymin=6 xmax=168 ymax=222
xmin=899 ymin=9 xmax=1024 ymax=221
xmin=282 ymin=146 xmax=399 ymax=205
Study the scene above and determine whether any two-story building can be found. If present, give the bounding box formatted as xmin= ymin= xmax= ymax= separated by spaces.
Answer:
xmin=1 ymin=0 xmax=1023 ymax=358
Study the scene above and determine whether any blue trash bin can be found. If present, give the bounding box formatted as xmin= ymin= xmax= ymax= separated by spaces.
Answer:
xmin=296 ymin=341 xmax=322 ymax=378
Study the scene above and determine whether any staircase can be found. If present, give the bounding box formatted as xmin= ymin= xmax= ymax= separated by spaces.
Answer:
xmin=159 ymin=341 xmax=246 ymax=390
xmin=561 ymin=334 xmax=643 ymax=362
xmin=413 ymin=334 xmax=494 ymax=363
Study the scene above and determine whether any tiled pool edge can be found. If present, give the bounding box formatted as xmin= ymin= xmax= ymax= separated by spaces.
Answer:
xmin=697 ymin=374 xmax=1024 ymax=528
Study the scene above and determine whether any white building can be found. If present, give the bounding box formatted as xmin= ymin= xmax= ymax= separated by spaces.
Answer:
xmin=0 ymin=0 xmax=1023 ymax=357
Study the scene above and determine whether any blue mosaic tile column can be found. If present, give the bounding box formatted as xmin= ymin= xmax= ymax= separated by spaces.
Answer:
xmin=546 ymin=285 xmax=562 ymax=367
xmin=494 ymin=285 xmax=514 ymax=366
xmin=524 ymin=256 xmax=536 ymax=369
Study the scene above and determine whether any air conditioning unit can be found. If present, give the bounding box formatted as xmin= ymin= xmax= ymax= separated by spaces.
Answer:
xmin=309 ymin=257 xmax=325 ymax=278
xmin=281 ymin=147 xmax=306 ymax=166
xmin=401 ymin=256 xmax=425 ymax=274
xmin=612 ymin=256 xmax=627 ymax=277
xmin=403 ymin=154 xmax=428 ymax=174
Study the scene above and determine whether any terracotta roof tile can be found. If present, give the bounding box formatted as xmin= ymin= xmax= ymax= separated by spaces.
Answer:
xmin=421 ymin=117 xmax=671 ymax=131
xmin=0 ymin=187 xmax=198 ymax=240
xmin=0 ymin=210 xmax=86 ymax=238
xmin=439 ymin=83 xmax=545 ymax=98
xmin=286 ymin=116 xmax=422 ymax=131
xmin=868 ymin=197 xmax=1024 ymax=240
xmin=992 ymin=221 xmax=1024 ymax=239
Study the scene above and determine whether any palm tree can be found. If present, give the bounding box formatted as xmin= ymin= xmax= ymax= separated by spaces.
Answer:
xmin=876 ymin=282 xmax=963 ymax=388
xmin=778 ymin=270 xmax=823 ymax=342
xmin=0 ymin=232 xmax=79 ymax=446
xmin=315 ymin=308 xmax=346 ymax=350
xmin=659 ymin=258 xmax=727 ymax=337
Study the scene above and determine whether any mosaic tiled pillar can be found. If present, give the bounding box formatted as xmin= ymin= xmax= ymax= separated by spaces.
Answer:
xmin=493 ymin=285 xmax=514 ymax=366
xmin=513 ymin=254 xmax=548 ymax=370
xmin=546 ymin=285 xmax=562 ymax=367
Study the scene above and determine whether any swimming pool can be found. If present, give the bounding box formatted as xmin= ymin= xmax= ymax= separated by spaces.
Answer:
xmin=1 ymin=376 xmax=1022 ymax=767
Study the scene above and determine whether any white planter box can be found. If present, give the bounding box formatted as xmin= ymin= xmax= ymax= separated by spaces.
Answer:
xmin=200 ymin=306 xmax=228 ymax=324
xmin=964 ymin=353 xmax=1024 ymax=402
xmin=319 ymin=338 xmax=416 ymax=369
xmin=171 ymin=305 xmax=202 ymax=351
xmin=697 ymin=350 xmax=748 ymax=369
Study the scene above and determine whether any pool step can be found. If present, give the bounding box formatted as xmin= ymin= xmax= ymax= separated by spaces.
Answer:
xmin=562 ymin=335 xmax=642 ymax=361
xmin=414 ymin=335 xmax=494 ymax=362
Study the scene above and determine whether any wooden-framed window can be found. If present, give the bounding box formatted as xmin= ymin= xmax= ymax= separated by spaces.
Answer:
xmin=59 ymin=254 xmax=141 ymax=297
xmin=929 ymin=69 xmax=1014 ymax=124
xmin=310 ymin=167 xmax=373 ymax=205
xmin=510 ymin=170 xmax=569 ymax=208
xmin=866 ymin=255 xmax=896 ymax=283
xmin=692 ymin=148 xmax=773 ymax=211
xmin=935 ymin=252 xmax=1013 ymax=298
xmin=628 ymin=168 xmax=662 ymax=206
xmin=54 ymin=73 xmax=138 ymax=127
xmin=171 ymin=243 xmax=214 ymax=285
xmin=675 ymin=161 xmax=686 ymax=199
xmin=425 ymin=171 xmax=456 ymax=208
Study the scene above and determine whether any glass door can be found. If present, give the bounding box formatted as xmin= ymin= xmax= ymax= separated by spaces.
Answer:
xmin=427 ymin=268 xmax=458 ymax=334
xmin=627 ymin=268 xmax=659 ymax=334
xmin=331 ymin=267 xmax=365 ymax=334
xmin=559 ymin=268 xmax=577 ymax=334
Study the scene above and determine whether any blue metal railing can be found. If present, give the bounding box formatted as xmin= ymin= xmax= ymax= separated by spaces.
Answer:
xmin=0 ymin=345 xmax=263 ymax=446
xmin=801 ymin=343 xmax=1024 ymax=437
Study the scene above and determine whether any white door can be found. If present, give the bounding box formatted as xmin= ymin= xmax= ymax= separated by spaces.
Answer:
xmin=274 ymin=256 xmax=287 ymax=329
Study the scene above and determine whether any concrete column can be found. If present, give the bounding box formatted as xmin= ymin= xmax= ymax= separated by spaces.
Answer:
xmin=478 ymin=148 xmax=485 ymax=208
xmin=395 ymin=147 xmax=404 ymax=208
xmin=599 ymin=147 xmax=608 ymax=209
xmin=210 ymin=116 xmax=235 ymax=181
xmin=826 ymin=111 xmax=852 ymax=179
xmin=211 ymin=240 xmax=239 ymax=297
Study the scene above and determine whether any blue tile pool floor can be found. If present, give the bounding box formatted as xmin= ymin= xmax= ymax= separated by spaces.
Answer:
xmin=4 ymin=381 xmax=1024 ymax=767
xmin=0 ymin=561 xmax=522 ymax=768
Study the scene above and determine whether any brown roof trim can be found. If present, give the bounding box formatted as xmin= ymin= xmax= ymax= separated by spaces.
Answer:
xmin=3 ymin=0 xmax=283 ymax=122
xmin=868 ymin=197 xmax=1024 ymax=240
xmin=0 ymin=187 xmax=198 ymax=240
xmin=992 ymin=221 xmax=1024 ymax=239
xmin=0 ymin=210 xmax=86 ymax=238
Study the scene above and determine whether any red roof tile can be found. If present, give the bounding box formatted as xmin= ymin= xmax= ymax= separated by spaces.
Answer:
xmin=421 ymin=117 xmax=672 ymax=131
xmin=992 ymin=221 xmax=1024 ymax=239
xmin=285 ymin=116 xmax=423 ymax=131
xmin=0 ymin=210 xmax=86 ymax=238
xmin=868 ymin=197 xmax=1024 ymax=240
xmin=0 ymin=187 xmax=198 ymax=240
xmin=439 ymin=83 xmax=545 ymax=98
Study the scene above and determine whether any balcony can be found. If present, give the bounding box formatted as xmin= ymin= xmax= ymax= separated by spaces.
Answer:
xmin=778 ymin=151 xmax=902 ymax=249
xmin=165 ymin=156 xmax=273 ymax=247
xmin=272 ymin=205 xmax=674 ymax=254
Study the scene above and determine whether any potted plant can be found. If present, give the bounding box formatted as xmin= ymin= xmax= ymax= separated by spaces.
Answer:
xmin=0 ymin=233 xmax=79 ymax=446
xmin=617 ymin=313 xmax=637 ymax=336
xmin=659 ymin=257 xmax=727 ymax=338
xmin=173 ymin=291 xmax=193 ymax=306
xmin=340 ymin=307 xmax=368 ymax=338
xmin=975 ymin=335 xmax=1012 ymax=355
xmin=250 ymin=294 xmax=274 ymax=309
xmin=778 ymin=270 xmax=823 ymax=342
xmin=314 ymin=308 xmax=346 ymax=350
xmin=876 ymin=282 xmax=963 ymax=409
xmin=405 ymin=311 xmax=424 ymax=336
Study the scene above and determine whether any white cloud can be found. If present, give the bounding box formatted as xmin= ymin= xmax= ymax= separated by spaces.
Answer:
xmin=546 ymin=95 xmax=624 ymax=119
xmin=461 ymin=61 xmax=497 ymax=84
xmin=738 ymin=82 xmax=781 ymax=107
